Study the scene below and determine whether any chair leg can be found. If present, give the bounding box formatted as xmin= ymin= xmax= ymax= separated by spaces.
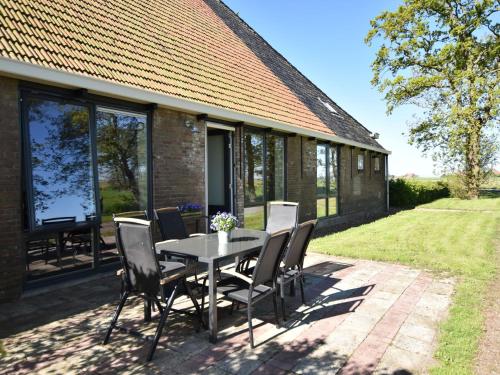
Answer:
xmin=299 ymin=275 xmax=305 ymax=304
xmin=272 ymin=292 xmax=280 ymax=328
xmin=280 ymin=283 xmax=287 ymax=321
xmin=200 ymin=276 xmax=208 ymax=317
xmin=103 ymin=291 xmax=129 ymax=344
xmin=229 ymin=300 xmax=235 ymax=315
xmin=247 ymin=304 xmax=254 ymax=348
xmin=184 ymin=278 xmax=205 ymax=331
xmin=147 ymin=283 xmax=179 ymax=362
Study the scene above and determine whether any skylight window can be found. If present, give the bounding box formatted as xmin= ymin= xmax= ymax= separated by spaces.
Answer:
xmin=318 ymin=97 xmax=342 ymax=117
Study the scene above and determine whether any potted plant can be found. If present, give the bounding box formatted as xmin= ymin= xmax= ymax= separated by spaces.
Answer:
xmin=178 ymin=203 xmax=203 ymax=217
xmin=210 ymin=212 xmax=238 ymax=243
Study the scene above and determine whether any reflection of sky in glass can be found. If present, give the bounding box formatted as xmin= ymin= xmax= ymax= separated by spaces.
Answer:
xmin=28 ymin=99 xmax=95 ymax=225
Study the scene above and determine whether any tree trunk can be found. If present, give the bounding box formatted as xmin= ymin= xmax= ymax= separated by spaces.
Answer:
xmin=464 ymin=125 xmax=481 ymax=199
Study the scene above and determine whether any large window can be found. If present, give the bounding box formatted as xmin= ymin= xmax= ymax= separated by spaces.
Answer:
xmin=316 ymin=143 xmax=338 ymax=218
xmin=244 ymin=129 xmax=286 ymax=229
xmin=22 ymin=87 xmax=150 ymax=280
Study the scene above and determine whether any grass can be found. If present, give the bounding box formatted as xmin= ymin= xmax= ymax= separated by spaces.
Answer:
xmin=310 ymin=196 xmax=499 ymax=374
xmin=419 ymin=192 xmax=500 ymax=211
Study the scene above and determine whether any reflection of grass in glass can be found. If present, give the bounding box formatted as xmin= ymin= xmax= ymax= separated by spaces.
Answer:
xmin=244 ymin=207 xmax=264 ymax=230
xmin=328 ymin=197 xmax=337 ymax=215
xmin=317 ymin=197 xmax=337 ymax=217
xmin=317 ymin=198 xmax=326 ymax=217
xmin=245 ymin=180 xmax=264 ymax=203
xmin=100 ymin=185 xmax=138 ymax=222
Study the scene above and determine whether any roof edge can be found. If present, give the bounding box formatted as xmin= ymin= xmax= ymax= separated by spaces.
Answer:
xmin=0 ymin=57 xmax=390 ymax=154
xmin=214 ymin=0 xmax=377 ymax=136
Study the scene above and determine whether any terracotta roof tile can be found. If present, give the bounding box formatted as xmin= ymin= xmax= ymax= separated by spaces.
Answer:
xmin=0 ymin=0 xmax=386 ymax=148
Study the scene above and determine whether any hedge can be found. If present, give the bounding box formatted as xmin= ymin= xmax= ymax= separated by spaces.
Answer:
xmin=389 ymin=178 xmax=449 ymax=207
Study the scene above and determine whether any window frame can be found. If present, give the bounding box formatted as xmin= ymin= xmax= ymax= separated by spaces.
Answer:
xmin=243 ymin=126 xmax=287 ymax=229
xmin=316 ymin=142 xmax=339 ymax=218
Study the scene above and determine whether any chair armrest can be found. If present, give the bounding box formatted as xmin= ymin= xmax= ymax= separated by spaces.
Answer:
xmin=189 ymin=233 xmax=206 ymax=237
xmin=220 ymin=268 xmax=253 ymax=285
xmin=160 ymin=270 xmax=186 ymax=285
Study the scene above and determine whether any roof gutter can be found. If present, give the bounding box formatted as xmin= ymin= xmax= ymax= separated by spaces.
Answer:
xmin=0 ymin=57 xmax=390 ymax=154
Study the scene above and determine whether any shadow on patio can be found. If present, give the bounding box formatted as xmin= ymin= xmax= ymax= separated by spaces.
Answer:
xmin=0 ymin=257 xmax=416 ymax=374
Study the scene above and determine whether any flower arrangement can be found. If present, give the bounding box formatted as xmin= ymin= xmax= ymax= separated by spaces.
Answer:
xmin=210 ymin=212 xmax=238 ymax=233
xmin=178 ymin=202 xmax=203 ymax=214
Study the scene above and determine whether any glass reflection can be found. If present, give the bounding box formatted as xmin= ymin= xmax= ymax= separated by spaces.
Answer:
xmin=244 ymin=132 xmax=264 ymax=229
xmin=96 ymin=108 xmax=148 ymax=259
xmin=328 ymin=146 xmax=338 ymax=215
xmin=27 ymin=98 xmax=95 ymax=226
xmin=266 ymin=135 xmax=285 ymax=202
xmin=316 ymin=144 xmax=327 ymax=218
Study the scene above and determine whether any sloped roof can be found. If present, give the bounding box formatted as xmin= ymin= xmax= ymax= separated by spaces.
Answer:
xmin=0 ymin=0 xmax=385 ymax=150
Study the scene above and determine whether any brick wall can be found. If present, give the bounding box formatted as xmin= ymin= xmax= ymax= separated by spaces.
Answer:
xmin=286 ymin=136 xmax=317 ymax=223
xmin=318 ymin=144 xmax=387 ymax=232
xmin=338 ymin=145 xmax=386 ymax=215
xmin=152 ymin=108 xmax=206 ymax=233
xmin=0 ymin=76 xmax=23 ymax=302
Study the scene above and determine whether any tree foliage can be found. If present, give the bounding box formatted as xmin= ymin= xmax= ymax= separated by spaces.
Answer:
xmin=366 ymin=0 xmax=499 ymax=198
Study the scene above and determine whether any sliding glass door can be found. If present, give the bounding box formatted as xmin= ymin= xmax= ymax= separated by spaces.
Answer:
xmin=244 ymin=129 xmax=286 ymax=229
xmin=244 ymin=132 xmax=265 ymax=229
xmin=316 ymin=143 xmax=338 ymax=218
xmin=22 ymin=87 xmax=150 ymax=280
xmin=96 ymin=107 xmax=148 ymax=263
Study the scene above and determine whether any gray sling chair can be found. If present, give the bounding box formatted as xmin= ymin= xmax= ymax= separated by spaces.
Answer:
xmin=277 ymin=219 xmax=317 ymax=321
xmin=103 ymin=218 xmax=204 ymax=362
xmin=153 ymin=207 xmax=207 ymax=285
xmin=113 ymin=211 xmax=149 ymax=298
xmin=217 ymin=229 xmax=291 ymax=348
xmin=238 ymin=202 xmax=299 ymax=273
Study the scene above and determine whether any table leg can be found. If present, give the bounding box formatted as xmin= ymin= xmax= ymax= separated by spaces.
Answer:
xmin=208 ymin=260 xmax=218 ymax=343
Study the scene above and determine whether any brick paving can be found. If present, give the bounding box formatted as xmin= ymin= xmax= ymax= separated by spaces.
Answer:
xmin=0 ymin=253 xmax=454 ymax=374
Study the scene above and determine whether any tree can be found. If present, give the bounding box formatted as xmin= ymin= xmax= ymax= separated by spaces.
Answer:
xmin=366 ymin=0 xmax=499 ymax=198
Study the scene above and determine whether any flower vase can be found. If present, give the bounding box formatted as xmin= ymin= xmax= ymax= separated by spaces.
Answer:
xmin=218 ymin=230 xmax=232 ymax=243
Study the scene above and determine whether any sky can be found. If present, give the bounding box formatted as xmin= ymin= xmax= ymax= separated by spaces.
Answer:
xmin=224 ymin=0 xmax=437 ymax=177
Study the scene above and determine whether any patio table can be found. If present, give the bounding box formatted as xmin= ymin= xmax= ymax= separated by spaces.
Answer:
xmin=155 ymin=228 xmax=268 ymax=343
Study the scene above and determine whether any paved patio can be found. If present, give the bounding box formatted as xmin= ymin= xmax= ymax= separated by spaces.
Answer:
xmin=0 ymin=253 xmax=454 ymax=374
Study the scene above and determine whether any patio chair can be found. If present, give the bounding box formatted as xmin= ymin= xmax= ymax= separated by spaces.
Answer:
xmin=112 ymin=210 xmax=148 ymax=220
xmin=277 ymin=220 xmax=317 ymax=321
xmin=103 ymin=217 xmax=204 ymax=362
xmin=153 ymin=207 xmax=205 ymax=240
xmin=154 ymin=207 xmax=206 ymax=283
xmin=218 ymin=229 xmax=291 ymax=348
xmin=238 ymin=201 xmax=299 ymax=273
xmin=266 ymin=201 xmax=299 ymax=234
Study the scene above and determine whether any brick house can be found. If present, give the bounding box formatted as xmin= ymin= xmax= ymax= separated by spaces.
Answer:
xmin=0 ymin=0 xmax=389 ymax=301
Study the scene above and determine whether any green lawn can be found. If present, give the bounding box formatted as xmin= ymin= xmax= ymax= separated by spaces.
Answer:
xmin=419 ymin=192 xmax=500 ymax=211
xmin=310 ymin=197 xmax=499 ymax=374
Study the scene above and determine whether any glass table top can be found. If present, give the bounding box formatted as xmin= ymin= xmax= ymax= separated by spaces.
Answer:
xmin=155 ymin=228 xmax=268 ymax=263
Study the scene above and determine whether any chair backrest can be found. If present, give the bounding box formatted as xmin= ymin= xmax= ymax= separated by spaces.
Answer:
xmin=154 ymin=207 xmax=188 ymax=241
xmin=112 ymin=210 xmax=148 ymax=220
xmin=265 ymin=202 xmax=299 ymax=234
xmin=252 ymin=230 xmax=290 ymax=286
xmin=282 ymin=220 xmax=317 ymax=269
xmin=114 ymin=217 xmax=161 ymax=296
